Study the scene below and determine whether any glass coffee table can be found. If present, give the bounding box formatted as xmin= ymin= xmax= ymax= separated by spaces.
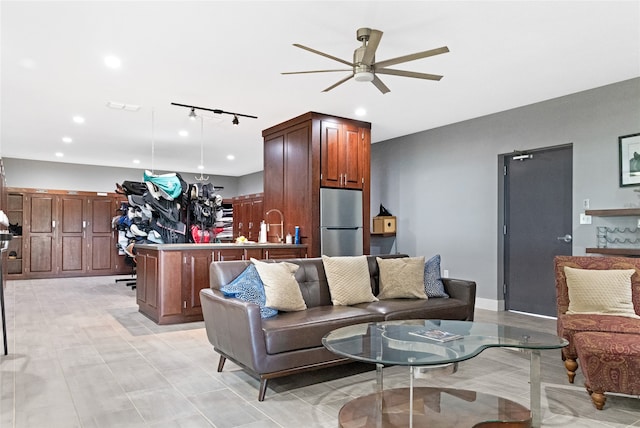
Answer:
xmin=322 ymin=320 xmax=568 ymax=428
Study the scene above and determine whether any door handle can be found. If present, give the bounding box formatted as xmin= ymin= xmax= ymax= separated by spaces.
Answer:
xmin=557 ymin=234 xmax=572 ymax=243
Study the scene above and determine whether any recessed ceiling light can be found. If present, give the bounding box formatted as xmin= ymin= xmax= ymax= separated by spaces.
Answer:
xmin=178 ymin=130 xmax=188 ymax=137
xmin=62 ymin=137 xmax=72 ymax=143
xmin=104 ymin=55 xmax=122 ymax=69
xmin=72 ymin=116 xmax=85 ymax=124
xmin=132 ymin=159 xmax=140 ymax=164
xmin=355 ymin=108 xmax=366 ymax=117
xmin=226 ymin=154 xmax=235 ymax=160
xmin=197 ymin=165 xmax=204 ymax=170
xmin=55 ymin=152 xmax=64 ymax=158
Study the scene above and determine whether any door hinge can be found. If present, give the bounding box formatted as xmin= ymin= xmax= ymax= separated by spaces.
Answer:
xmin=503 ymin=165 xmax=507 ymax=176
xmin=503 ymin=225 xmax=507 ymax=235
xmin=503 ymin=283 xmax=507 ymax=296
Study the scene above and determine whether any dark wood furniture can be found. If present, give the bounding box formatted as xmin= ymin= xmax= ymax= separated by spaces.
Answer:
xmin=232 ymin=192 xmax=263 ymax=241
xmin=585 ymin=208 xmax=640 ymax=256
xmin=135 ymin=243 xmax=307 ymax=324
xmin=262 ymin=112 xmax=371 ymax=258
xmin=4 ymin=187 xmax=129 ymax=279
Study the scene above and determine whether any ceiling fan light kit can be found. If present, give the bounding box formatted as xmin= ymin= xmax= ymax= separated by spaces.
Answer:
xmin=283 ymin=27 xmax=449 ymax=94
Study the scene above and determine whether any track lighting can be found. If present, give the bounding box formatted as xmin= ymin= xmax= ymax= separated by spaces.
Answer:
xmin=171 ymin=102 xmax=257 ymax=125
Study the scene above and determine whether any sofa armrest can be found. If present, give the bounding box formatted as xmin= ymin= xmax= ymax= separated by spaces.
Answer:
xmin=442 ymin=278 xmax=476 ymax=321
xmin=200 ymin=288 xmax=268 ymax=372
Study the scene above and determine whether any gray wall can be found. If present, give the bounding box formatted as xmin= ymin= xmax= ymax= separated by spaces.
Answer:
xmin=237 ymin=171 xmax=264 ymax=195
xmin=2 ymin=158 xmax=244 ymax=199
xmin=371 ymin=77 xmax=640 ymax=310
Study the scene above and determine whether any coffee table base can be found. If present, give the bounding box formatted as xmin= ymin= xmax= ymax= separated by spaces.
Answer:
xmin=338 ymin=387 xmax=532 ymax=428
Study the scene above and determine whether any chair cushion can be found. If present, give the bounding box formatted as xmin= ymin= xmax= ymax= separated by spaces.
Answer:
xmin=252 ymin=258 xmax=307 ymax=312
xmin=564 ymin=267 xmax=639 ymax=318
xmin=377 ymin=256 xmax=427 ymax=300
xmin=322 ymin=255 xmax=379 ymax=305
xmin=558 ymin=313 xmax=640 ymax=359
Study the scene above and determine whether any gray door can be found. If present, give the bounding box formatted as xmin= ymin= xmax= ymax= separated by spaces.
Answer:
xmin=504 ymin=145 xmax=572 ymax=317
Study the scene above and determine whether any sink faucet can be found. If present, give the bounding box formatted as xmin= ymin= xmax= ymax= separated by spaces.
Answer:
xmin=265 ymin=208 xmax=284 ymax=243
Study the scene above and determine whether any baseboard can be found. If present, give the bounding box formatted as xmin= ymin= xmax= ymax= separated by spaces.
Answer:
xmin=475 ymin=297 xmax=504 ymax=312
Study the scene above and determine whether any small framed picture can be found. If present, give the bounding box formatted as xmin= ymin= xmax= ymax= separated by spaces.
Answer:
xmin=619 ymin=133 xmax=640 ymax=187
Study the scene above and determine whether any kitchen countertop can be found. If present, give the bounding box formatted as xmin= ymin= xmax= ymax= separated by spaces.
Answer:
xmin=135 ymin=243 xmax=307 ymax=251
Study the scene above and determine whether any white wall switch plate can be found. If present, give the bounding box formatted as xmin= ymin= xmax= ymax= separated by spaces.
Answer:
xmin=442 ymin=269 xmax=449 ymax=278
xmin=580 ymin=213 xmax=592 ymax=224
xmin=583 ymin=199 xmax=590 ymax=209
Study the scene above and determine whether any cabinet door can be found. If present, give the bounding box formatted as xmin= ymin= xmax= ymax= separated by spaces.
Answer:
xmin=342 ymin=123 xmax=363 ymax=189
xmin=250 ymin=196 xmax=264 ymax=242
xmin=26 ymin=194 xmax=55 ymax=274
xmin=320 ymin=121 xmax=342 ymax=188
xmin=87 ymin=197 xmax=116 ymax=273
xmin=183 ymin=250 xmax=213 ymax=316
xmin=59 ymin=195 xmax=85 ymax=274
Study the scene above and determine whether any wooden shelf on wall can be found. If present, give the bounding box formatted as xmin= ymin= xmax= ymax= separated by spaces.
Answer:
xmin=586 ymin=247 xmax=640 ymax=256
xmin=585 ymin=208 xmax=640 ymax=217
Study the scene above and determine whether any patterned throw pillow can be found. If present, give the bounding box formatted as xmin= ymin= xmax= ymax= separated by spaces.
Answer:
xmin=565 ymin=266 xmax=639 ymax=318
xmin=322 ymin=255 xmax=378 ymax=305
xmin=377 ymin=256 xmax=428 ymax=299
xmin=220 ymin=264 xmax=278 ymax=319
xmin=424 ymin=254 xmax=449 ymax=298
xmin=251 ymin=258 xmax=307 ymax=312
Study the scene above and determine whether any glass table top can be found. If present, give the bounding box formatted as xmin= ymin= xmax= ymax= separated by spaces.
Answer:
xmin=322 ymin=319 xmax=568 ymax=367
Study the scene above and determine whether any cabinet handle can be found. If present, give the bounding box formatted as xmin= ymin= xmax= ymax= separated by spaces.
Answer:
xmin=265 ymin=250 xmax=269 ymax=259
xmin=344 ymin=173 xmax=347 ymax=185
xmin=249 ymin=222 xmax=253 ymax=229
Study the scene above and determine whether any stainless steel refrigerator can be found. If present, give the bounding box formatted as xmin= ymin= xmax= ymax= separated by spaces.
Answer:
xmin=320 ymin=188 xmax=363 ymax=256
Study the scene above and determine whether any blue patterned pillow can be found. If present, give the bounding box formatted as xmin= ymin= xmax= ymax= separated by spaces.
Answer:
xmin=424 ymin=254 xmax=449 ymax=298
xmin=220 ymin=265 xmax=278 ymax=318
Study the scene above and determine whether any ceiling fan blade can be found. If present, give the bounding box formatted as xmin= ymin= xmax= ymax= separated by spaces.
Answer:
xmin=282 ymin=69 xmax=352 ymax=75
xmin=322 ymin=74 xmax=354 ymax=92
xmin=293 ymin=44 xmax=353 ymax=67
xmin=361 ymin=30 xmax=383 ymax=66
xmin=375 ymin=68 xmax=443 ymax=81
xmin=371 ymin=75 xmax=390 ymax=94
xmin=374 ymin=46 xmax=449 ymax=69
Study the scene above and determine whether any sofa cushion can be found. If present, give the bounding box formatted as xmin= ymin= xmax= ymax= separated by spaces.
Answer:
xmin=376 ymin=256 xmax=427 ymax=300
xmin=322 ymin=255 xmax=379 ymax=305
xmin=261 ymin=306 xmax=383 ymax=354
xmin=355 ymin=298 xmax=471 ymax=321
xmin=252 ymin=258 xmax=307 ymax=312
xmin=220 ymin=264 xmax=278 ymax=319
xmin=424 ymin=254 xmax=449 ymax=298
xmin=564 ymin=266 xmax=639 ymax=318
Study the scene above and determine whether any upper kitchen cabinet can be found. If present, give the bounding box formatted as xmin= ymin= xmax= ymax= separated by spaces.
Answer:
xmin=320 ymin=120 xmax=368 ymax=189
xmin=262 ymin=112 xmax=371 ymax=257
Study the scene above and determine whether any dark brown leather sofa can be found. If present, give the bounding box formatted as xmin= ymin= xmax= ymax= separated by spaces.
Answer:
xmin=200 ymin=254 xmax=476 ymax=401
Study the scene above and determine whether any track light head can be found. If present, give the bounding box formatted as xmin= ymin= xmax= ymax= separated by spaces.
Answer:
xmin=232 ymin=115 xmax=239 ymax=126
xmin=188 ymin=108 xmax=197 ymax=121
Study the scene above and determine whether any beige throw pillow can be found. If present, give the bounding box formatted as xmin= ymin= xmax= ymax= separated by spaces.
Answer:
xmin=322 ymin=255 xmax=378 ymax=305
xmin=564 ymin=266 xmax=639 ymax=318
xmin=251 ymin=258 xmax=307 ymax=312
xmin=377 ymin=256 xmax=428 ymax=300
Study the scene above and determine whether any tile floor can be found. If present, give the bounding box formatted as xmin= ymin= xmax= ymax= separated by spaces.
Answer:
xmin=0 ymin=275 xmax=639 ymax=427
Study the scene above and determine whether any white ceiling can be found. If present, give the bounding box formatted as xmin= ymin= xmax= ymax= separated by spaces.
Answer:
xmin=2 ymin=1 xmax=639 ymax=178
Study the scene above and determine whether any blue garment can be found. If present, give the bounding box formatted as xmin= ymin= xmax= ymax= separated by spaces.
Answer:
xmin=143 ymin=170 xmax=183 ymax=200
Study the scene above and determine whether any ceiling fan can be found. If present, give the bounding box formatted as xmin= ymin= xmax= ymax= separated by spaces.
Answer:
xmin=282 ymin=27 xmax=449 ymax=94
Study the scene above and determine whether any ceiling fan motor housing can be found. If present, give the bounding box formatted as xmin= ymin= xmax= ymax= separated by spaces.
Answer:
xmin=353 ymin=46 xmax=374 ymax=82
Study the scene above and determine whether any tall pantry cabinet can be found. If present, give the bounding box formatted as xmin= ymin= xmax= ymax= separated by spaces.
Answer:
xmin=6 ymin=188 xmax=129 ymax=279
xmin=262 ymin=112 xmax=371 ymax=258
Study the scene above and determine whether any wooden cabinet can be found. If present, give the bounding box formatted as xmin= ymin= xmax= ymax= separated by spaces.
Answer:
xmin=5 ymin=193 xmax=24 ymax=275
xmin=262 ymin=112 xmax=371 ymax=257
xmin=6 ymin=188 xmax=126 ymax=278
xmin=232 ymin=193 xmax=264 ymax=241
xmin=320 ymin=120 xmax=365 ymax=189
xmin=135 ymin=244 xmax=307 ymax=324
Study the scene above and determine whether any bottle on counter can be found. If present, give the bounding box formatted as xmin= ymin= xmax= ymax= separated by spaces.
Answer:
xmin=294 ymin=226 xmax=300 ymax=244
xmin=259 ymin=221 xmax=267 ymax=243
xmin=285 ymin=232 xmax=292 ymax=244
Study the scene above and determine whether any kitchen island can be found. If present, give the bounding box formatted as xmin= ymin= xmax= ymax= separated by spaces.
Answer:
xmin=134 ymin=243 xmax=307 ymax=324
